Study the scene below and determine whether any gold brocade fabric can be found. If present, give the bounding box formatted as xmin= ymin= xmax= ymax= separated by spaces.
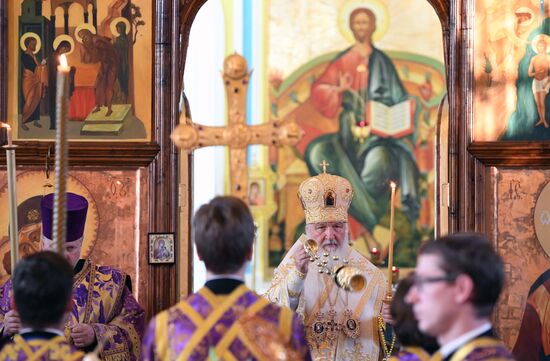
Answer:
xmin=266 ymin=243 xmax=386 ymax=361
xmin=0 ymin=335 xmax=84 ymax=361
xmin=298 ymin=172 xmax=354 ymax=224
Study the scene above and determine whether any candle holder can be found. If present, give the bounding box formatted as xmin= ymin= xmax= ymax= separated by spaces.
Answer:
xmin=3 ymin=143 xmax=19 ymax=274
xmin=391 ymin=266 xmax=399 ymax=285
xmin=369 ymin=246 xmax=382 ymax=265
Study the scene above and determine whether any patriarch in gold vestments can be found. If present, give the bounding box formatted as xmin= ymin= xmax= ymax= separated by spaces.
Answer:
xmin=266 ymin=166 xmax=386 ymax=361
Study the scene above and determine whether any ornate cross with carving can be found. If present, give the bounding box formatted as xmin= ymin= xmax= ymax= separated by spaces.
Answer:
xmin=171 ymin=53 xmax=303 ymax=201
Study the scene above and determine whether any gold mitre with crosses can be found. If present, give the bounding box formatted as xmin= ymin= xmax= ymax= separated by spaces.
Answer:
xmin=298 ymin=161 xmax=354 ymax=224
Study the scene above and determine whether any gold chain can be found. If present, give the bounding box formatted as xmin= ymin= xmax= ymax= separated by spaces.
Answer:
xmin=377 ymin=315 xmax=396 ymax=360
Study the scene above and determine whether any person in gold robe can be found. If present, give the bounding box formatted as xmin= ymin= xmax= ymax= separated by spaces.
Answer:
xmin=0 ymin=251 xmax=84 ymax=361
xmin=142 ymin=196 xmax=311 ymax=361
xmin=266 ymin=167 xmax=387 ymax=360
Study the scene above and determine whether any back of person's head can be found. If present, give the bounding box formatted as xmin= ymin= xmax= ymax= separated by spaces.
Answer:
xmin=13 ymin=251 xmax=73 ymax=329
xmin=391 ymin=275 xmax=439 ymax=352
xmin=193 ymin=196 xmax=255 ymax=274
xmin=418 ymin=232 xmax=504 ymax=317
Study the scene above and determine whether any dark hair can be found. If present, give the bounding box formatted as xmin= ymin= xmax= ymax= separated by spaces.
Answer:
xmin=13 ymin=251 xmax=73 ymax=328
xmin=418 ymin=232 xmax=504 ymax=317
xmin=391 ymin=275 xmax=439 ymax=352
xmin=349 ymin=7 xmax=376 ymax=29
xmin=193 ymin=196 xmax=255 ymax=274
xmin=24 ymin=37 xmax=36 ymax=47
xmin=57 ymin=40 xmax=71 ymax=51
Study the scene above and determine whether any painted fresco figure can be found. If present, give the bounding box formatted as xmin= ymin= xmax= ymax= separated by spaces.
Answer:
xmin=513 ymin=268 xmax=550 ymax=361
xmin=78 ymin=29 xmax=119 ymax=117
xmin=504 ymin=22 xmax=550 ymax=141
xmin=20 ymin=36 xmax=46 ymax=131
xmin=528 ymin=38 xmax=550 ymax=128
xmin=47 ymin=40 xmax=75 ymax=130
xmin=306 ymin=7 xmax=421 ymax=237
xmin=0 ymin=193 xmax=145 ymax=361
xmin=114 ymin=21 xmax=130 ymax=102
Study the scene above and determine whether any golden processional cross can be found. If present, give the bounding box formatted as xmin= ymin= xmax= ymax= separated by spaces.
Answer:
xmin=171 ymin=53 xmax=303 ymax=201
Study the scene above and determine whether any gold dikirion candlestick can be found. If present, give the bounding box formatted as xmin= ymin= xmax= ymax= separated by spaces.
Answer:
xmin=53 ymin=54 xmax=70 ymax=254
xmin=386 ymin=181 xmax=397 ymax=298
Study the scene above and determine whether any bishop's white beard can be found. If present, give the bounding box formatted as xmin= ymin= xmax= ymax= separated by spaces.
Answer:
xmin=316 ymin=232 xmax=350 ymax=271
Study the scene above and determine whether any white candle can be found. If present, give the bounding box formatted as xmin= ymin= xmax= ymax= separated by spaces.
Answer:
xmin=4 ymin=124 xmax=12 ymax=147
xmin=2 ymin=123 xmax=18 ymax=274
xmin=53 ymin=54 xmax=70 ymax=254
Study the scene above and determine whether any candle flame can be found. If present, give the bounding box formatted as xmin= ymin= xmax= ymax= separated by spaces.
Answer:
xmin=59 ymin=54 xmax=68 ymax=68
xmin=390 ymin=181 xmax=396 ymax=189
xmin=391 ymin=266 xmax=398 ymax=272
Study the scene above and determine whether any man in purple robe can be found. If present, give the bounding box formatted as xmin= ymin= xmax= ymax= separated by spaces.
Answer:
xmin=0 ymin=192 xmax=145 ymax=361
xmin=0 ymin=251 xmax=84 ymax=361
xmin=405 ymin=233 xmax=514 ymax=361
xmin=141 ymin=196 xmax=311 ymax=361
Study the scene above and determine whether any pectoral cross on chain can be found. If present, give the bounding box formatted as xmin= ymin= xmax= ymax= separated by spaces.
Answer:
xmin=172 ymin=53 xmax=303 ymax=201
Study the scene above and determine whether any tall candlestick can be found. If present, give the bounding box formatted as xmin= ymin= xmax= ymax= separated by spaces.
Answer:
xmin=387 ymin=181 xmax=397 ymax=296
xmin=53 ymin=54 xmax=70 ymax=254
xmin=2 ymin=124 xmax=18 ymax=274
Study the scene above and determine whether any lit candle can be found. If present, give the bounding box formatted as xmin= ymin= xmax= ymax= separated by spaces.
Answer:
xmin=391 ymin=266 xmax=399 ymax=284
xmin=370 ymin=247 xmax=380 ymax=262
xmin=3 ymin=124 xmax=12 ymax=147
xmin=387 ymin=181 xmax=397 ymax=296
xmin=2 ymin=123 xmax=18 ymax=274
xmin=53 ymin=54 xmax=70 ymax=254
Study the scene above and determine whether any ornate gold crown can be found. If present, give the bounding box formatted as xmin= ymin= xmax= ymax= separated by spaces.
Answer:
xmin=298 ymin=162 xmax=354 ymax=224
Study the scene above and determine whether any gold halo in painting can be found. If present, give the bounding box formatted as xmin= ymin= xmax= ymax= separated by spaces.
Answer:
xmin=534 ymin=181 xmax=550 ymax=258
xmin=19 ymin=32 xmax=41 ymax=54
xmin=338 ymin=0 xmax=389 ymax=44
xmin=110 ymin=17 xmax=131 ymax=36
xmin=74 ymin=23 xmax=97 ymax=43
xmin=53 ymin=34 xmax=75 ymax=56
xmin=0 ymin=171 xmax=99 ymax=261
xmin=531 ymin=34 xmax=550 ymax=54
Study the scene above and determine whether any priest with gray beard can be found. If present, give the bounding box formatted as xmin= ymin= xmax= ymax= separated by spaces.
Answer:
xmin=266 ymin=165 xmax=387 ymax=361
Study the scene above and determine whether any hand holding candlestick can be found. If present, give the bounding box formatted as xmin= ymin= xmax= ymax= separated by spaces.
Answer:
xmin=2 ymin=123 xmax=19 ymax=274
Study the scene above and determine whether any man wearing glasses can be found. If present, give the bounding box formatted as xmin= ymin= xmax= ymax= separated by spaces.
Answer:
xmin=406 ymin=233 xmax=515 ymax=361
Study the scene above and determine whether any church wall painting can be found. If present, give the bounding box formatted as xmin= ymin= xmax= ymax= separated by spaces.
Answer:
xmin=0 ymin=168 xmax=150 ymax=306
xmin=7 ymin=0 xmax=152 ymax=141
xmin=489 ymin=169 xmax=550 ymax=355
xmin=264 ymin=0 xmax=446 ymax=272
xmin=474 ymin=0 xmax=550 ymax=141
